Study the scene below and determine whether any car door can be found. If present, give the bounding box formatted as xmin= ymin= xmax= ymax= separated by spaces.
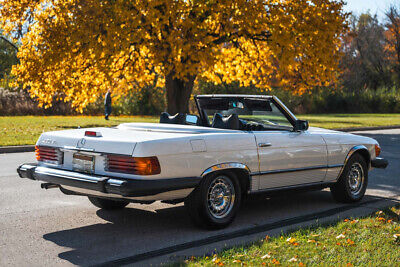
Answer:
xmin=252 ymin=129 xmax=328 ymax=190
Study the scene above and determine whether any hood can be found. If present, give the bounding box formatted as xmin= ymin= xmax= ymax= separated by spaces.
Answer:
xmin=307 ymin=126 xmax=346 ymax=134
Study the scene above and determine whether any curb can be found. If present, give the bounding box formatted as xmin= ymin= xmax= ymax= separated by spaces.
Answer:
xmin=1 ymin=125 xmax=400 ymax=154
xmin=334 ymin=125 xmax=400 ymax=132
xmin=0 ymin=145 xmax=35 ymax=154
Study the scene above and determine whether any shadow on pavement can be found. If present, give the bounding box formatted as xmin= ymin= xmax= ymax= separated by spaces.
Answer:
xmin=42 ymin=190 xmax=389 ymax=266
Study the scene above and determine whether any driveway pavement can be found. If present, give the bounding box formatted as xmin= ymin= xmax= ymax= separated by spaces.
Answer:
xmin=0 ymin=129 xmax=399 ymax=266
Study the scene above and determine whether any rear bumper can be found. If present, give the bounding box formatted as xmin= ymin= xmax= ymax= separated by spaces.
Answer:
xmin=17 ymin=164 xmax=201 ymax=197
xmin=371 ymin=157 xmax=388 ymax=169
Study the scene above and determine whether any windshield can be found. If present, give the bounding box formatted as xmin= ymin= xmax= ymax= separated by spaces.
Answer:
xmin=197 ymin=97 xmax=293 ymax=131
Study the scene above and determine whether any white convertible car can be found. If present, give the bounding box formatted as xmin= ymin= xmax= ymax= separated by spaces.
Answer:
xmin=18 ymin=95 xmax=388 ymax=228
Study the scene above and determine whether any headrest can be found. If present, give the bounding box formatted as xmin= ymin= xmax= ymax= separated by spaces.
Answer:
xmin=211 ymin=113 xmax=240 ymax=130
xmin=159 ymin=112 xmax=186 ymax=124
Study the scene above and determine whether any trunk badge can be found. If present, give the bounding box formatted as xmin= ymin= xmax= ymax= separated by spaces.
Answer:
xmin=77 ymin=138 xmax=86 ymax=147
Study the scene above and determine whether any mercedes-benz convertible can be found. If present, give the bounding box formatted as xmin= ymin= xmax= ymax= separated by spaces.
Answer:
xmin=17 ymin=95 xmax=388 ymax=229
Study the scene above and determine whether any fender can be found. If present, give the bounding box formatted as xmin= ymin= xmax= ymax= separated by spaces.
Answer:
xmin=201 ymin=162 xmax=251 ymax=177
xmin=337 ymin=145 xmax=370 ymax=179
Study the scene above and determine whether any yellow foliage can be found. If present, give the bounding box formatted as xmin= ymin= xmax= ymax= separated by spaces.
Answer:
xmin=0 ymin=0 xmax=348 ymax=111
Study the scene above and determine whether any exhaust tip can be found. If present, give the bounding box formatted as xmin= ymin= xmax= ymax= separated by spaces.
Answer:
xmin=41 ymin=183 xmax=59 ymax=189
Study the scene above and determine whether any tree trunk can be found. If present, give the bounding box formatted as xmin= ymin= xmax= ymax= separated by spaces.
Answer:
xmin=165 ymin=72 xmax=196 ymax=114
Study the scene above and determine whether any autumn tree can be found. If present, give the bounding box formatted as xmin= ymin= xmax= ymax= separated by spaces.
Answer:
xmin=385 ymin=5 xmax=400 ymax=85
xmin=340 ymin=13 xmax=391 ymax=91
xmin=0 ymin=0 xmax=347 ymax=113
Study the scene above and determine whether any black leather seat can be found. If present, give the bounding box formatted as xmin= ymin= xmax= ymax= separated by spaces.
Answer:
xmin=159 ymin=112 xmax=186 ymax=124
xmin=211 ymin=113 xmax=240 ymax=130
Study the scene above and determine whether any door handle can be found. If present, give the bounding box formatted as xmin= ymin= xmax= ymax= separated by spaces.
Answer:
xmin=258 ymin=142 xmax=272 ymax=147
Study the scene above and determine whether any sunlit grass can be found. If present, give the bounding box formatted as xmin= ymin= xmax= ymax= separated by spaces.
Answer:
xmin=0 ymin=115 xmax=158 ymax=146
xmin=298 ymin=113 xmax=400 ymax=130
xmin=186 ymin=206 xmax=400 ymax=266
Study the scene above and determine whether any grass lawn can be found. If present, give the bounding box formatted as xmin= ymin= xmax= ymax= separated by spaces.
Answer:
xmin=187 ymin=206 xmax=400 ymax=266
xmin=0 ymin=115 xmax=158 ymax=146
xmin=298 ymin=113 xmax=400 ymax=130
xmin=0 ymin=113 xmax=399 ymax=146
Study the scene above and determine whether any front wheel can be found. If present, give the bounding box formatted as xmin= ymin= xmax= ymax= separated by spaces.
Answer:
xmin=330 ymin=153 xmax=368 ymax=203
xmin=185 ymin=171 xmax=241 ymax=229
xmin=88 ymin=197 xmax=129 ymax=210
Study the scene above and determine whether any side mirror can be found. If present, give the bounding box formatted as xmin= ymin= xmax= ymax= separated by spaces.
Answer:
xmin=186 ymin=114 xmax=199 ymax=125
xmin=294 ymin=120 xmax=309 ymax=131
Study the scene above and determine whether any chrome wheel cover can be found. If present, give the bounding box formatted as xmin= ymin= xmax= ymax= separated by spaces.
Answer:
xmin=207 ymin=175 xmax=235 ymax=219
xmin=347 ymin=162 xmax=364 ymax=195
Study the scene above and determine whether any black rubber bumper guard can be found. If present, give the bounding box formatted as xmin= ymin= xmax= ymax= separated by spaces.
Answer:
xmin=17 ymin=164 xmax=201 ymax=197
xmin=371 ymin=157 xmax=389 ymax=169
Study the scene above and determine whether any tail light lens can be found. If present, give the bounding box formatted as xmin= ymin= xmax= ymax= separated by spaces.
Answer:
xmin=375 ymin=144 xmax=381 ymax=157
xmin=35 ymin=146 xmax=63 ymax=165
xmin=105 ymin=155 xmax=161 ymax=175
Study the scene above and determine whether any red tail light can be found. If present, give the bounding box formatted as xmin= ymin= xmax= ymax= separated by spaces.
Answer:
xmin=105 ymin=155 xmax=161 ymax=175
xmin=35 ymin=146 xmax=63 ymax=164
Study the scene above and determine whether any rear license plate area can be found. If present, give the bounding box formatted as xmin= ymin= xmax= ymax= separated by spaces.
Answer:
xmin=72 ymin=153 xmax=95 ymax=174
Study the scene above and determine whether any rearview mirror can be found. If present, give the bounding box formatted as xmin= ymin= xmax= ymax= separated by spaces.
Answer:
xmin=186 ymin=114 xmax=199 ymax=125
xmin=294 ymin=120 xmax=309 ymax=131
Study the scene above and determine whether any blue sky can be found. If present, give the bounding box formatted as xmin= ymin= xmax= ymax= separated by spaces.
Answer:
xmin=344 ymin=0 xmax=398 ymax=21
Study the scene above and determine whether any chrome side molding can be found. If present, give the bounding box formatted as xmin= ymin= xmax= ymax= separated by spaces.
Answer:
xmin=201 ymin=162 xmax=251 ymax=177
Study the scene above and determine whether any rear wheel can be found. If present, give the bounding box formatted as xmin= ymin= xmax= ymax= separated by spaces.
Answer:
xmin=185 ymin=171 xmax=241 ymax=229
xmin=330 ymin=153 xmax=368 ymax=203
xmin=88 ymin=197 xmax=129 ymax=210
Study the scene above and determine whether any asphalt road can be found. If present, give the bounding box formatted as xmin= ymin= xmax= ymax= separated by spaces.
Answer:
xmin=1 ymin=129 xmax=399 ymax=266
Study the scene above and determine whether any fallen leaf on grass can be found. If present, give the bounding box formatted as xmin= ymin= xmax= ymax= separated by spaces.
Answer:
xmin=261 ymin=254 xmax=271 ymax=259
xmin=344 ymin=219 xmax=349 ymax=222
xmin=307 ymin=239 xmax=316 ymax=243
xmin=311 ymin=234 xmax=320 ymax=237
xmin=376 ymin=217 xmax=386 ymax=222
xmin=346 ymin=239 xmax=355 ymax=245
xmin=272 ymin=258 xmax=280 ymax=265
xmin=336 ymin=234 xmax=346 ymax=239
xmin=350 ymin=220 xmax=359 ymax=224
xmin=286 ymin=237 xmax=296 ymax=243
xmin=288 ymin=257 xmax=298 ymax=262
xmin=232 ymin=259 xmax=241 ymax=263
xmin=298 ymin=262 xmax=305 ymax=266
xmin=387 ymin=219 xmax=393 ymax=223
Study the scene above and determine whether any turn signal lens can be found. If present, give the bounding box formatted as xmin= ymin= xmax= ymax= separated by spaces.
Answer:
xmin=35 ymin=145 xmax=63 ymax=164
xmin=106 ymin=155 xmax=161 ymax=175
xmin=375 ymin=144 xmax=381 ymax=157
xmin=134 ymin=157 xmax=161 ymax=175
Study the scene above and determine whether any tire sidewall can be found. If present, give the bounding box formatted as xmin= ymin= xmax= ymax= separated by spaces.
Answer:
xmin=198 ymin=171 xmax=242 ymax=228
xmin=342 ymin=154 xmax=368 ymax=201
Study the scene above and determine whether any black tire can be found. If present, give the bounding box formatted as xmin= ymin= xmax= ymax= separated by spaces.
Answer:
xmin=330 ymin=153 xmax=368 ymax=203
xmin=184 ymin=171 xmax=241 ymax=229
xmin=88 ymin=197 xmax=129 ymax=210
